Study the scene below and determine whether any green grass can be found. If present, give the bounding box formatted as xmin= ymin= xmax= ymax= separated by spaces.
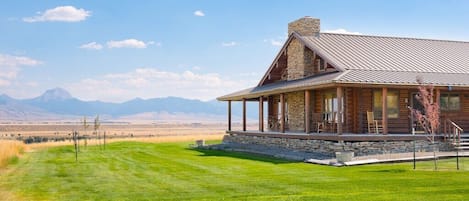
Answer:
xmin=1 ymin=141 xmax=469 ymax=201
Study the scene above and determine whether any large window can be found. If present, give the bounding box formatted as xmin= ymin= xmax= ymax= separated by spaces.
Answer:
xmin=440 ymin=93 xmax=460 ymax=111
xmin=323 ymin=91 xmax=343 ymax=122
xmin=373 ymin=90 xmax=399 ymax=119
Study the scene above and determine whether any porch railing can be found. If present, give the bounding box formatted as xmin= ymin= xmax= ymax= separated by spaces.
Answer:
xmin=444 ymin=118 xmax=463 ymax=144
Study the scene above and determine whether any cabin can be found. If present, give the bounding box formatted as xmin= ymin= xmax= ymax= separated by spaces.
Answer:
xmin=216 ymin=17 xmax=469 ymax=158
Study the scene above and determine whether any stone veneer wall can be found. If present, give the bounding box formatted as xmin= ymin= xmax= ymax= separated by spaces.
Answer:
xmin=286 ymin=39 xmax=316 ymax=80
xmin=268 ymin=95 xmax=280 ymax=131
xmin=287 ymin=38 xmax=304 ymax=80
xmin=286 ymin=91 xmax=305 ymax=131
xmin=223 ymin=134 xmax=453 ymax=157
xmin=286 ymin=17 xmax=319 ymax=81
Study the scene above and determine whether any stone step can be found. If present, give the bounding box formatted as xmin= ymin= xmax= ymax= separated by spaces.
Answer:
xmin=453 ymin=142 xmax=469 ymax=146
xmin=455 ymin=146 xmax=469 ymax=150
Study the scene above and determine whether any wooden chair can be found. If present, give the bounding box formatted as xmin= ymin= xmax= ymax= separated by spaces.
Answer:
xmin=367 ymin=111 xmax=382 ymax=134
xmin=313 ymin=113 xmax=325 ymax=133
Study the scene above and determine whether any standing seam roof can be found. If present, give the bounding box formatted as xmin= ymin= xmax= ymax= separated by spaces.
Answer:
xmin=301 ymin=33 xmax=469 ymax=74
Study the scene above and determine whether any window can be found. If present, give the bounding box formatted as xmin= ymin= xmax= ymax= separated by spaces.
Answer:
xmin=323 ymin=91 xmax=343 ymax=122
xmin=440 ymin=93 xmax=460 ymax=111
xmin=317 ymin=58 xmax=325 ymax=71
xmin=373 ymin=90 xmax=399 ymax=119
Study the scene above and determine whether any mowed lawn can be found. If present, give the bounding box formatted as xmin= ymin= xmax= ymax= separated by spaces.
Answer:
xmin=1 ymin=141 xmax=469 ymax=201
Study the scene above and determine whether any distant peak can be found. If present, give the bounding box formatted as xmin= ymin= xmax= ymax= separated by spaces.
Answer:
xmin=38 ymin=87 xmax=73 ymax=101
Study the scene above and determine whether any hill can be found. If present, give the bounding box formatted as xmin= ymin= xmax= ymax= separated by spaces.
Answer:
xmin=0 ymin=88 xmax=255 ymax=122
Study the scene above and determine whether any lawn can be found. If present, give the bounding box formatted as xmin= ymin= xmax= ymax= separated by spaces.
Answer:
xmin=1 ymin=141 xmax=469 ymax=201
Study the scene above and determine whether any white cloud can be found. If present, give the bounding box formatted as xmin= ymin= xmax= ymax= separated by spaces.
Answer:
xmin=147 ymin=41 xmax=162 ymax=47
xmin=222 ymin=41 xmax=238 ymax=47
xmin=0 ymin=79 xmax=10 ymax=87
xmin=264 ymin=35 xmax=287 ymax=47
xmin=194 ymin=10 xmax=205 ymax=17
xmin=23 ymin=6 xmax=91 ymax=22
xmin=270 ymin=39 xmax=283 ymax=46
xmin=0 ymin=54 xmax=42 ymax=67
xmin=323 ymin=28 xmax=362 ymax=35
xmin=68 ymin=68 xmax=255 ymax=102
xmin=107 ymin=39 xmax=147 ymax=49
xmin=192 ymin=66 xmax=201 ymax=70
xmin=79 ymin=42 xmax=103 ymax=50
xmin=0 ymin=54 xmax=41 ymax=87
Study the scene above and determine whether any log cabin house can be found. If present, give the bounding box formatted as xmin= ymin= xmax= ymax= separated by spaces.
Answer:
xmin=216 ymin=17 xmax=469 ymax=157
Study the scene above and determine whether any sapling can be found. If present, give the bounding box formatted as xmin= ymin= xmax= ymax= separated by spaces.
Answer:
xmin=410 ymin=76 xmax=440 ymax=170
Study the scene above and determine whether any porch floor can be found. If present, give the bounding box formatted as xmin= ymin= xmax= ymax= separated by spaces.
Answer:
xmin=306 ymin=151 xmax=469 ymax=166
xmin=227 ymin=130 xmax=442 ymax=141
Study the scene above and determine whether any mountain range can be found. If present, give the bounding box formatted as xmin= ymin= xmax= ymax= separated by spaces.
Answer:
xmin=0 ymin=88 xmax=255 ymax=122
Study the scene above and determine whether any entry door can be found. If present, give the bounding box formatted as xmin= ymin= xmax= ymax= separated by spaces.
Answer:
xmin=410 ymin=93 xmax=425 ymax=132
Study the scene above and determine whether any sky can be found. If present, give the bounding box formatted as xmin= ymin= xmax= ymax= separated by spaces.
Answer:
xmin=1 ymin=0 xmax=469 ymax=103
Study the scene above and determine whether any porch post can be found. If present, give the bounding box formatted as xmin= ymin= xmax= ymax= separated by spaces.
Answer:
xmin=228 ymin=100 xmax=232 ymax=131
xmin=280 ymin=93 xmax=285 ymax=133
xmin=259 ymin=96 xmax=264 ymax=132
xmin=436 ymin=88 xmax=441 ymax=133
xmin=382 ymin=87 xmax=388 ymax=134
xmin=337 ymin=87 xmax=343 ymax=135
xmin=242 ymin=98 xmax=246 ymax=131
xmin=305 ymin=90 xmax=311 ymax=134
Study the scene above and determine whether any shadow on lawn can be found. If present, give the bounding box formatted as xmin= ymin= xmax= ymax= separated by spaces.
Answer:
xmin=190 ymin=147 xmax=296 ymax=164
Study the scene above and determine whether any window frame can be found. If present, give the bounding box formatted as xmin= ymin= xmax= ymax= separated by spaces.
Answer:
xmin=440 ymin=93 xmax=461 ymax=111
xmin=373 ymin=90 xmax=400 ymax=119
xmin=322 ymin=90 xmax=344 ymax=123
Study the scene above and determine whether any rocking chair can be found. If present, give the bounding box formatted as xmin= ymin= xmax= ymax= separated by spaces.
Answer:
xmin=367 ymin=111 xmax=382 ymax=134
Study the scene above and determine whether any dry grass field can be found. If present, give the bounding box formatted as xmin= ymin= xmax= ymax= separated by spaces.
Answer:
xmin=0 ymin=140 xmax=24 ymax=168
xmin=0 ymin=123 xmax=228 ymax=138
xmin=0 ymin=122 xmax=238 ymax=150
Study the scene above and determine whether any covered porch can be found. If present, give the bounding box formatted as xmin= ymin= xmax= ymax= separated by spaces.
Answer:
xmin=223 ymin=85 xmax=466 ymax=139
xmin=224 ymin=84 xmax=406 ymax=136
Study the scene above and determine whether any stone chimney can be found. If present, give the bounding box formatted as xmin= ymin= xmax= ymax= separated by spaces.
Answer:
xmin=286 ymin=16 xmax=319 ymax=81
xmin=288 ymin=16 xmax=320 ymax=36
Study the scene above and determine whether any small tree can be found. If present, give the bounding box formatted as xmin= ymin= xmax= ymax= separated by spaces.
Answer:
xmin=94 ymin=115 xmax=101 ymax=149
xmin=82 ymin=116 xmax=90 ymax=149
xmin=73 ymin=131 xmax=78 ymax=162
xmin=410 ymin=76 xmax=440 ymax=170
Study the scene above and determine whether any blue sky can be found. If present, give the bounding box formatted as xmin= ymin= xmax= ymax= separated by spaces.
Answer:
xmin=1 ymin=0 xmax=469 ymax=102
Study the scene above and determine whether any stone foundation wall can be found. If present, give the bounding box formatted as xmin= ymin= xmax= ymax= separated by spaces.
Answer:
xmin=223 ymin=134 xmax=453 ymax=157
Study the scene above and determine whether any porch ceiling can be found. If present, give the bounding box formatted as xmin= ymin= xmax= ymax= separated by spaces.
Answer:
xmin=217 ymin=69 xmax=469 ymax=101
xmin=217 ymin=72 xmax=339 ymax=101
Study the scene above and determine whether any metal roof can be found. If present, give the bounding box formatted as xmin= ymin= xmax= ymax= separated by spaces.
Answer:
xmin=217 ymin=72 xmax=340 ymax=101
xmin=337 ymin=70 xmax=469 ymax=86
xmin=218 ymin=33 xmax=469 ymax=101
xmin=302 ymin=33 xmax=469 ymax=73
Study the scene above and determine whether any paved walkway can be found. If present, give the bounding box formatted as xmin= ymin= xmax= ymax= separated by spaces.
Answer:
xmin=305 ymin=151 xmax=469 ymax=166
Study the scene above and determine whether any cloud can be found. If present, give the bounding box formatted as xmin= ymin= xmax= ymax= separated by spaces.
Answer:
xmin=147 ymin=41 xmax=162 ymax=47
xmin=264 ymin=35 xmax=287 ymax=47
xmin=0 ymin=54 xmax=42 ymax=86
xmin=194 ymin=10 xmax=205 ymax=17
xmin=0 ymin=54 xmax=42 ymax=67
xmin=323 ymin=28 xmax=362 ymax=35
xmin=222 ymin=41 xmax=238 ymax=47
xmin=107 ymin=39 xmax=148 ymax=49
xmin=269 ymin=39 xmax=283 ymax=46
xmin=0 ymin=79 xmax=10 ymax=87
xmin=23 ymin=6 xmax=91 ymax=22
xmin=79 ymin=42 xmax=103 ymax=50
xmin=68 ymin=68 xmax=255 ymax=102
